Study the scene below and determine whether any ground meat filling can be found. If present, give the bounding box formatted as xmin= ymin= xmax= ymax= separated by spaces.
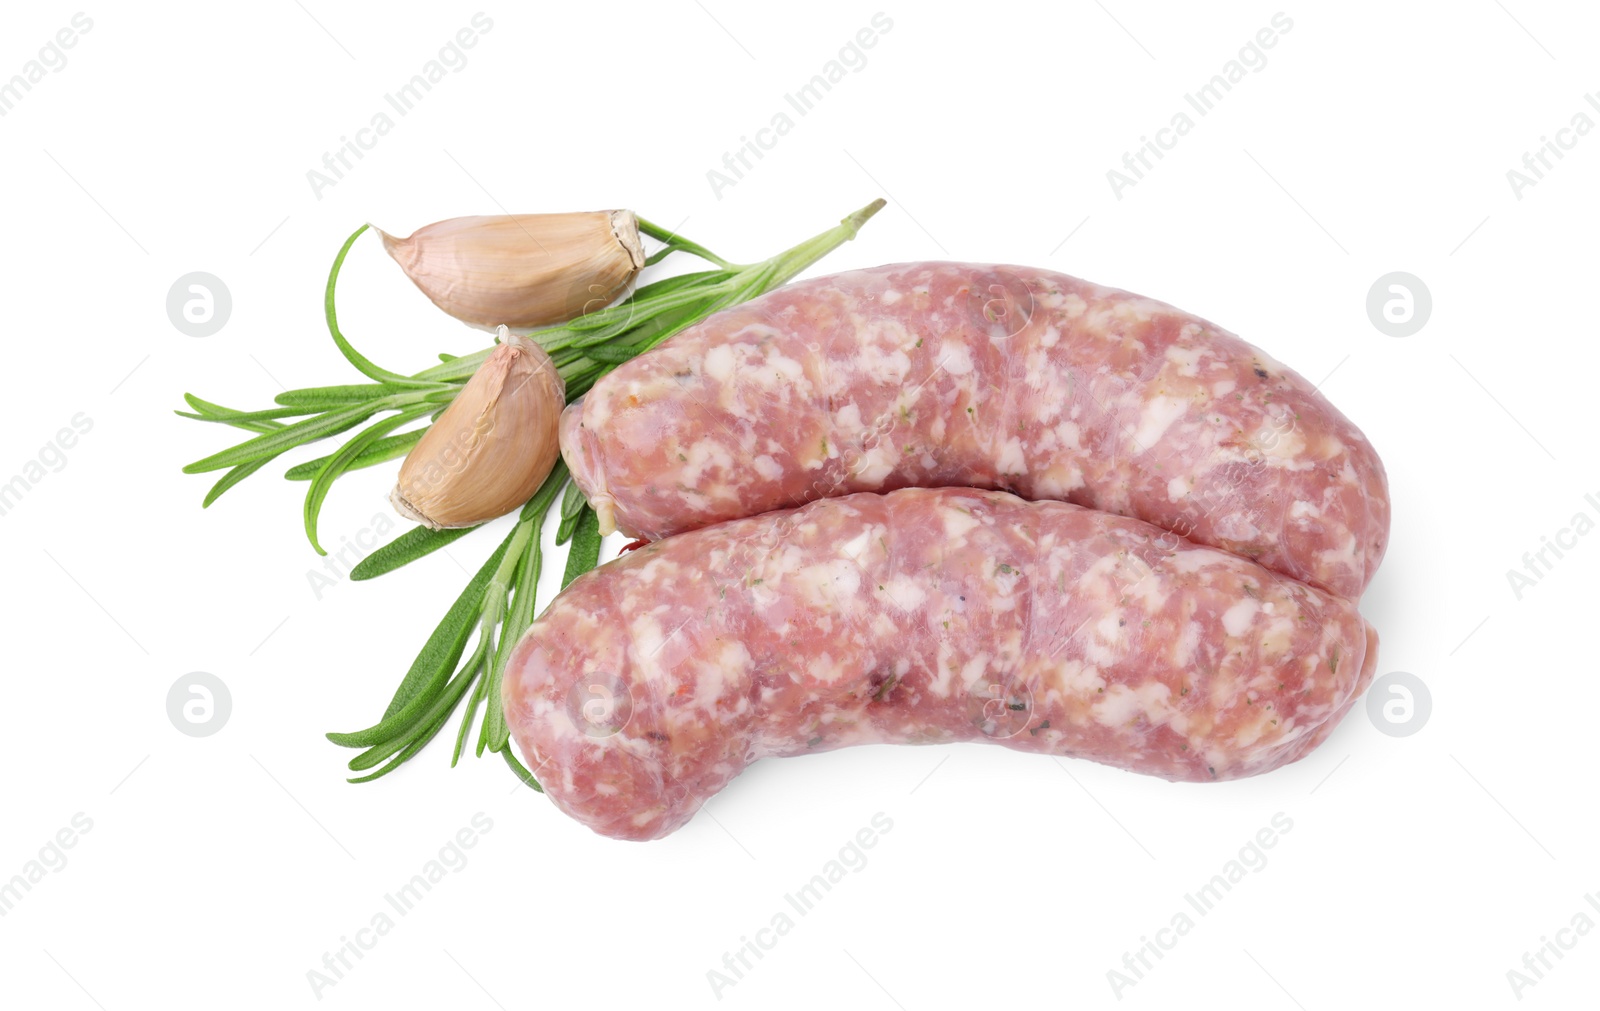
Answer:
xmin=560 ymin=263 xmax=1390 ymax=599
xmin=504 ymin=488 xmax=1377 ymax=841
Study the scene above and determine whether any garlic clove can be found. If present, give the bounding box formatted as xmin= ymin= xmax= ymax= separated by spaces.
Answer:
xmin=380 ymin=210 xmax=644 ymax=331
xmin=391 ymin=329 xmax=565 ymax=529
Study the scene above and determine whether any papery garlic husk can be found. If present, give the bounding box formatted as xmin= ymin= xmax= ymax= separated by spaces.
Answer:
xmin=391 ymin=331 xmax=565 ymax=529
xmin=380 ymin=211 xmax=645 ymax=330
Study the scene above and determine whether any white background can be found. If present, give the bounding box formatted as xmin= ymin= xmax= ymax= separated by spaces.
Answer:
xmin=1 ymin=2 xmax=1596 ymax=1008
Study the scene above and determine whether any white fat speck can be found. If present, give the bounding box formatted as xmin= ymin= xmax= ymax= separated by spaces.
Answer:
xmin=1172 ymin=621 xmax=1201 ymax=667
xmin=629 ymin=614 xmax=666 ymax=668
xmin=1233 ymin=710 xmax=1275 ymax=748
xmin=930 ymin=643 xmax=957 ymax=696
xmin=695 ymin=642 xmax=752 ymax=710
xmin=1132 ymin=395 xmax=1189 ymax=449
xmin=754 ymin=603 xmax=797 ymax=640
xmin=752 ymin=454 xmax=782 ymax=480
xmin=1057 ymin=661 xmax=1105 ymax=694
xmin=1254 ymin=424 xmax=1307 ymax=461
xmin=1166 ymin=475 xmax=1192 ymax=501
xmin=1122 ymin=571 xmax=1172 ymax=613
xmin=1213 ymin=511 xmax=1262 ymax=543
xmin=1212 ymin=379 xmax=1236 ymax=398
xmin=631 ymin=810 xmax=659 ymax=828
xmin=996 ymin=437 xmax=1027 ymax=475
xmin=797 ymin=559 xmax=862 ymax=608
xmin=1138 ymin=681 xmax=1173 ymax=714
xmin=1158 ymin=550 xmax=1228 ymax=572
xmin=1023 ymin=350 xmax=1050 ymax=387
xmin=1094 ymin=684 xmax=1143 ymax=726
xmin=958 ymin=653 xmax=991 ymax=693
xmin=859 ymin=345 xmax=912 ymax=385
xmin=1040 ymin=325 xmax=1061 ymax=348
xmin=1222 ymin=598 xmax=1260 ymax=638
xmin=1060 ymin=294 xmax=1087 ymax=318
xmin=1166 ymin=345 xmax=1204 ymax=377
xmin=1074 ymin=549 xmax=1125 ymax=587
xmin=769 ymin=543 xmax=809 ymax=580
xmin=839 ymin=530 xmax=872 ymax=563
xmin=937 ymin=341 xmax=975 ymax=376
xmin=1116 ymin=299 xmax=1162 ymax=322
xmin=1319 ymin=535 xmax=1361 ymax=573
xmin=1093 ymin=614 xmax=1124 ymax=648
xmin=880 ymin=288 xmax=902 ymax=305
xmin=1033 ymin=467 xmax=1086 ymax=499
xmin=851 ymin=441 xmax=898 ymax=484
xmin=987 ymin=586 xmax=1020 ymax=614
xmin=681 ymin=439 xmax=734 ymax=486
xmin=868 ymin=613 xmax=898 ymax=638
xmin=766 ymin=354 xmax=806 ymax=384
xmin=835 ymin=403 xmax=864 ymax=436
xmin=1082 ymin=638 xmax=1117 ymax=667
xmin=880 ymin=574 xmax=926 ymax=611
xmin=942 ymin=506 xmax=982 ymax=540
xmin=584 ymin=393 xmax=612 ymax=429
xmin=1258 ymin=615 xmax=1294 ymax=658
xmin=704 ymin=344 xmax=735 ymax=382
xmin=1289 ymin=500 xmax=1321 ymax=519
xmin=810 ymin=651 xmax=851 ymax=684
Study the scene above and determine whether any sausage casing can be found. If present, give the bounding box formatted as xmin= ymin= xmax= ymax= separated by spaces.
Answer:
xmin=562 ymin=263 xmax=1388 ymax=599
xmin=503 ymin=488 xmax=1377 ymax=841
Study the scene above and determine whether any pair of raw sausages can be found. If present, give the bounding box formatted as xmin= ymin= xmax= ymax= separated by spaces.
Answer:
xmin=504 ymin=263 xmax=1389 ymax=840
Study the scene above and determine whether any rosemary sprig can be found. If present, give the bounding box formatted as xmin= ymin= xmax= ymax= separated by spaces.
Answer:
xmin=178 ymin=198 xmax=885 ymax=562
xmin=184 ymin=198 xmax=885 ymax=788
xmin=325 ymin=466 xmax=567 ymax=782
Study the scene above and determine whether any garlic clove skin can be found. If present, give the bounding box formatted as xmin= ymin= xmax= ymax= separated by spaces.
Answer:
xmin=380 ymin=210 xmax=644 ymax=331
xmin=391 ymin=330 xmax=565 ymax=529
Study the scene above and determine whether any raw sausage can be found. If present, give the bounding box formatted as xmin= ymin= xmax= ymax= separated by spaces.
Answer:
xmin=503 ymin=487 xmax=1377 ymax=841
xmin=560 ymin=263 xmax=1389 ymax=599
